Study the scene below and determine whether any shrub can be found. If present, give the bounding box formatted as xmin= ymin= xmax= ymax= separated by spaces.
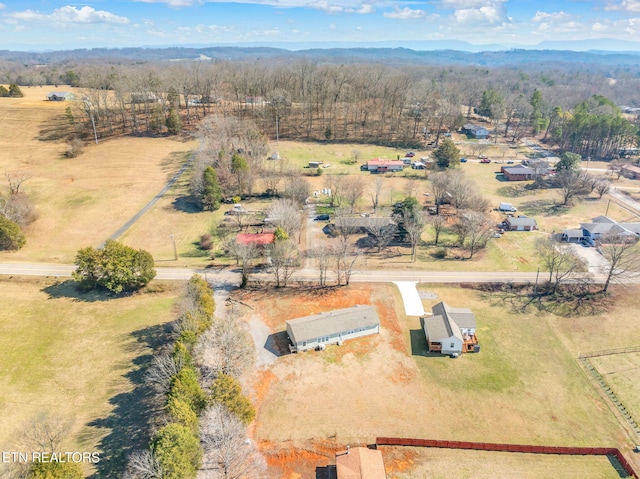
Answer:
xmin=64 ymin=139 xmax=84 ymax=158
xmin=0 ymin=215 xmax=26 ymax=250
xmin=167 ymin=396 xmax=199 ymax=433
xmin=27 ymin=461 xmax=83 ymax=479
xmin=168 ymin=366 xmax=207 ymax=414
xmin=199 ymin=233 xmax=213 ymax=251
xmin=151 ymin=423 xmax=201 ymax=479
xmin=433 ymin=247 xmax=448 ymax=259
xmin=210 ymin=373 xmax=256 ymax=425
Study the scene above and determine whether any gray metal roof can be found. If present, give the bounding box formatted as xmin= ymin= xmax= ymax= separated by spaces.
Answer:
xmin=424 ymin=302 xmax=475 ymax=341
xmin=507 ymin=217 xmax=537 ymax=228
xmin=503 ymin=166 xmax=533 ymax=175
xmin=562 ymin=229 xmax=584 ymax=238
xmin=286 ymin=305 xmax=379 ymax=344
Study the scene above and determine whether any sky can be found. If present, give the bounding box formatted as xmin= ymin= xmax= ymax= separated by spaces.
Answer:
xmin=1 ymin=0 xmax=640 ymax=51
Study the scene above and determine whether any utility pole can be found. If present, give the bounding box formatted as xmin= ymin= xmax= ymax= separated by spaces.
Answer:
xmin=605 ymin=199 xmax=611 ymax=217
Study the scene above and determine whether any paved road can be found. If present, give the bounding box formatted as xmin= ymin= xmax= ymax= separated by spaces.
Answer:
xmin=1 ymin=261 xmax=631 ymax=285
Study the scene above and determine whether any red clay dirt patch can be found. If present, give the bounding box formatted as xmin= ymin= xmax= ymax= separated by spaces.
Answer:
xmin=233 ymin=285 xmax=372 ymax=330
xmin=259 ymin=440 xmax=339 ymax=479
xmin=380 ymin=447 xmax=420 ymax=477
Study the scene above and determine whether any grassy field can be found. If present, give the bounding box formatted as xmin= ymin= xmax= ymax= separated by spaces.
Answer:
xmin=381 ymin=446 xmax=623 ymax=479
xmin=245 ymin=282 xmax=639 ymax=477
xmin=0 ymin=86 xmax=198 ymax=263
xmin=0 ymin=277 xmax=179 ymax=477
xmin=591 ymin=352 xmax=640 ymax=425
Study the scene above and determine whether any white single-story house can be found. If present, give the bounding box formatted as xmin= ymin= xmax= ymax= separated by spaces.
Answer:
xmin=286 ymin=305 xmax=380 ymax=353
xmin=562 ymin=216 xmax=640 ymax=246
xmin=423 ymin=302 xmax=479 ymax=356
xmin=336 ymin=447 xmax=386 ymax=479
xmin=47 ymin=91 xmax=74 ymax=101
xmin=361 ymin=159 xmax=405 ymax=173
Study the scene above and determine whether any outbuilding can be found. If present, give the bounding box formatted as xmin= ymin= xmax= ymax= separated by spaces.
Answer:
xmin=505 ymin=216 xmax=537 ymax=231
xmin=462 ymin=123 xmax=489 ymax=139
xmin=286 ymin=305 xmax=380 ymax=353
xmin=47 ymin=92 xmax=74 ymax=101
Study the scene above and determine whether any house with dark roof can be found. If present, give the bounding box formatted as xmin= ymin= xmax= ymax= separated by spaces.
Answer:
xmin=505 ymin=216 xmax=537 ymax=231
xmin=622 ymin=164 xmax=640 ymax=180
xmin=47 ymin=92 xmax=74 ymax=101
xmin=562 ymin=216 xmax=640 ymax=246
xmin=423 ymin=302 xmax=479 ymax=356
xmin=334 ymin=216 xmax=395 ymax=234
xmin=336 ymin=447 xmax=386 ymax=479
xmin=286 ymin=305 xmax=380 ymax=353
xmin=462 ymin=123 xmax=489 ymax=139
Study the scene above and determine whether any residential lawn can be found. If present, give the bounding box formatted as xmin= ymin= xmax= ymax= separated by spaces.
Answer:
xmin=251 ymin=284 xmax=627 ymax=458
xmin=0 ymin=277 xmax=179 ymax=477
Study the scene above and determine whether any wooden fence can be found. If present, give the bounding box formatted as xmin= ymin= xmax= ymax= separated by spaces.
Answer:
xmin=376 ymin=437 xmax=638 ymax=479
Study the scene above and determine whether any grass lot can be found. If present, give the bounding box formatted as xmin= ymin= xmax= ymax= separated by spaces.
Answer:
xmin=0 ymin=86 xmax=197 ymax=263
xmin=381 ymin=446 xmax=622 ymax=479
xmin=590 ymin=352 xmax=640 ymax=424
xmin=245 ymin=283 xmax=639 ymax=477
xmin=0 ymin=277 xmax=179 ymax=477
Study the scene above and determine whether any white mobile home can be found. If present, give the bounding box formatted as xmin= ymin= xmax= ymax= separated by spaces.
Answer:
xmin=286 ymin=305 xmax=380 ymax=353
xmin=423 ymin=302 xmax=479 ymax=356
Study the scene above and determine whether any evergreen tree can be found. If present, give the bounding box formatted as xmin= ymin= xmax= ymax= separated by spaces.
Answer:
xmin=0 ymin=215 xmax=26 ymax=250
xmin=152 ymin=423 xmax=201 ymax=479
xmin=210 ymin=373 xmax=256 ymax=425
xmin=8 ymin=84 xmax=24 ymax=97
xmin=165 ymin=108 xmax=182 ymax=134
xmin=433 ymin=138 xmax=461 ymax=168
xmin=201 ymin=166 xmax=222 ymax=211
xmin=27 ymin=461 xmax=83 ymax=479
xmin=0 ymin=85 xmax=9 ymax=97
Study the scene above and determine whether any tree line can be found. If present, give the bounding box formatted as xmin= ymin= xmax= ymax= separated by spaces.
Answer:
xmin=125 ymin=274 xmax=263 ymax=479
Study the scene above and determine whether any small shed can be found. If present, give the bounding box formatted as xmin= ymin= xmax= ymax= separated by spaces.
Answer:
xmin=505 ymin=217 xmax=537 ymax=231
xmin=286 ymin=305 xmax=380 ymax=353
xmin=47 ymin=92 xmax=74 ymax=101
xmin=309 ymin=161 xmax=322 ymax=168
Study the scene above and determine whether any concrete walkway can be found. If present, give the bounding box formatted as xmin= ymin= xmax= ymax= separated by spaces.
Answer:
xmin=393 ymin=281 xmax=425 ymax=316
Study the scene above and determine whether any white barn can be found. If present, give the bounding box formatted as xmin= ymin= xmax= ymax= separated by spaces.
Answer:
xmin=286 ymin=305 xmax=380 ymax=353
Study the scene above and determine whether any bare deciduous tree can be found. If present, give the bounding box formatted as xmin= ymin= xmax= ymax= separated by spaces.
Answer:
xmin=124 ymin=450 xmax=163 ymax=479
xmin=365 ymin=222 xmax=397 ymax=253
xmin=200 ymin=405 xmax=266 ymax=479
xmin=194 ymin=316 xmax=254 ymax=382
xmin=283 ymin=176 xmax=310 ymax=206
xmin=267 ymin=240 xmax=300 ymax=287
xmin=145 ymin=352 xmax=185 ymax=393
xmin=5 ymin=172 xmax=32 ymax=195
xmin=556 ymin=170 xmax=584 ymax=206
xmin=428 ymin=214 xmax=447 ymax=246
xmin=267 ymin=199 xmax=303 ymax=239
xmin=331 ymin=236 xmax=359 ymax=286
xmin=225 ymin=240 xmax=259 ymax=288
xmin=19 ymin=412 xmax=71 ymax=453
xmin=598 ymin=233 xmax=640 ymax=293
xmin=404 ymin=210 xmax=427 ymax=262
xmin=313 ymin=243 xmax=332 ymax=286
xmin=594 ymin=178 xmax=611 ymax=198
xmin=369 ymin=177 xmax=385 ymax=212
xmin=323 ymin=174 xmax=344 ymax=208
xmin=455 ymin=210 xmax=493 ymax=259
xmin=535 ymin=237 xmax=583 ymax=293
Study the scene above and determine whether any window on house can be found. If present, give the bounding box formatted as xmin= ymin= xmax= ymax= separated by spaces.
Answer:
xmin=450 ymin=343 xmax=455 ymax=348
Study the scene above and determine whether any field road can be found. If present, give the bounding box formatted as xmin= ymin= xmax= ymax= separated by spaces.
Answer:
xmin=1 ymin=262 xmax=635 ymax=286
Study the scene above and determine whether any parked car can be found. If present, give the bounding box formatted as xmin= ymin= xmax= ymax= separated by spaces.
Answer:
xmin=480 ymin=158 xmax=491 ymax=164
xmin=314 ymin=214 xmax=330 ymax=221
xmin=405 ymin=152 xmax=415 ymax=158
xmin=479 ymin=154 xmax=488 ymax=159
xmin=460 ymin=158 xmax=467 ymax=163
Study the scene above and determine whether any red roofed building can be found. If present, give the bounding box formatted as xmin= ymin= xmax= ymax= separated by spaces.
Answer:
xmin=235 ymin=232 xmax=275 ymax=246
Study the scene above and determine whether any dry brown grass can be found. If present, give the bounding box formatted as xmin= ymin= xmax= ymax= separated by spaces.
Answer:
xmin=0 ymin=86 xmax=197 ymax=263
xmin=0 ymin=277 xmax=179 ymax=475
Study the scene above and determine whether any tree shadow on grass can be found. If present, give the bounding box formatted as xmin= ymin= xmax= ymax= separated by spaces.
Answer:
xmin=42 ymin=280 xmax=112 ymax=302
xmin=88 ymin=322 xmax=171 ymax=479
xmin=172 ymin=194 xmax=201 ymax=213
xmin=519 ymin=199 xmax=565 ymax=217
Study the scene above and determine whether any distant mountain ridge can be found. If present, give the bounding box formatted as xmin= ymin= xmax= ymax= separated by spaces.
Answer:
xmin=1 ymin=41 xmax=640 ymax=70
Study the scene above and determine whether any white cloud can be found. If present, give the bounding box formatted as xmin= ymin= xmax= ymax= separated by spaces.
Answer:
xmin=590 ymin=17 xmax=640 ymax=34
xmin=307 ymin=0 xmax=374 ymax=13
xmin=454 ymin=5 xmax=506 ymax=24
xmin=136 ymin=0 xmax=203 ymax=6
xmin=8 ymin=6 xmax=130 ymax=25
xmin=0 ymin=3 xmax=6 ymax=10
xmin=384 ymin=6 xmax=426 ymax=19
xmin=605 ymin=0 xmax=640 ymax=13
xmin=532 ymin=11 xmax=573 ymax=23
